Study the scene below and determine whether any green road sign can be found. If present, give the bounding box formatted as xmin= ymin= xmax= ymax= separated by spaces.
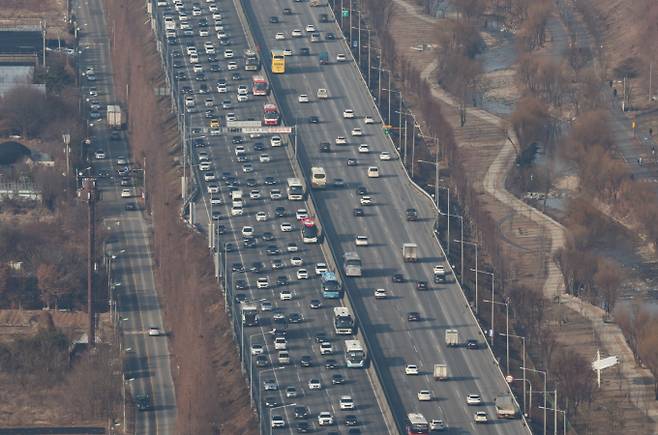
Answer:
xmin=342 ymin=8 xmax=349 ymax=17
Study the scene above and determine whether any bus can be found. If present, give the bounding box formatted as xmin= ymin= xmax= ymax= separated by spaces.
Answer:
xmin=263 ymin=103 xmax=280 ymax=126
xmin=251 ymin=76 xmax=269 ymax=96
xmin=333 ymin=307 xmax=355 ymax=335
xmin=244 ymin=49 xmax=260 ymax=71
xmin=301 ymin=218 xmax=319 ymax=243
xmin=406 ymin=413 xmax=429 ymax=435
xmin=343 ymin=252 xmax=362 ymax=277
xmin=321 ymin=271 xmax=343 ymax=299
xmin=286 ymin=177 xmax=304 ymax=200
xmin=271 ymin=50 xmax=286 ymax=74
xmin=344 ymin=339 xmax=367 ymax=368
xmin=310 ymin=166 xmax=327 ymax=189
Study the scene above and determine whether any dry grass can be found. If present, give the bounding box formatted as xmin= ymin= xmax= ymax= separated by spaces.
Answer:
xmin=0 ymin=0 xmax=69 ymax=39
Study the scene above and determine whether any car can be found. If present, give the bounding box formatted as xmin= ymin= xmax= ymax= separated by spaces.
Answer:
xmin=275 ymin=32 xmax=285 ymax=40
xmin=417 ymin=390 xmax=432 ymax=401
xmin=264 ymin=176 xmax=278 ymax=185
xmin=318 ymin=412 xmax=333 ymax=426
xmin=264 ymin=379 xmax=278 ymax=390
xmin=271 ymin=136 xmax=282 ymax=147
xmin=280 ymin=290 xmax=293 ymax=300
xmin=364 ymin=115 xmax=375 ymax=124
xmin=300 ymin=47 xmax=310 ymax=55
xmin=257 ymin=277 xmax=269 ymax=289
xmin=474 ymin=411 xmax=488 ymax=424
xmin=355 ymin=235 xmax=369 ymax=246
xmin=266 ymin=245 xmax=281 ymax=255
xmin=286 ymin=386 xmax=298 ymax=398
xmin=467 ymin=393 xmax=483 ymax=405
xmin=296 ymin=209 xmax=308 ymax=220
xmin=250 ymin=261 xmax=265 ymax=273
xmin=405 ymin=364 xmax=419 ymax=375
xmin=270 ymin=189 xmax=282 ymax=200
xmin=296 ymin=269 xmax=308 ymax=279
xmin=359 ymin=196 xmax=372 ymax=206
xmin=308 ymin=378 xmax=322 ymax=390
xmin=320 ymin=142 xmax=330 ymax=152
xmin=274 ymin=206 xmax=286 ymax=217
xmin=211 ymin=210 xmax=221 ymax=220
xmin=416 ymin=280 xmax=428 ymax=290
xmin=283 ymin=7 xmax=292 ymax=15
xmin=367 ymin=166 xmax=380 ymax=178
xmin=254 ymin=142 xmax=266 ymax=152
xmin=353 ymin=207 xmax=364 ymax=217
xmin=374 ymin=288 xmax=387 ymax=299
xmin=269 ymin=15 xmax=279 ymax=23
xmin=135 ymin=394 xmax=152 ymax=411
xmin=262 ymin=232 xmax=274 ymax=242
xmin=343 ymin=109 xmax=355 ymax=118
xmin=256 ymin=211 xmax=268 ymax=222
xmin=351 ymin=127 xmax=363 ymax=136
xmin=124 ymin=203 xmax=137 ymax=211
xmin=315 ymin=263 xmax=328 ymax=274
xmin=259 ymin=153 xmax=271 ymax=163
xmin=250 ymin=190 xmax=261 ymax=200
xmin=331 ymin=374 xmax=344 ymax=385
xmin=94 ymin=150 xmax=106 ymax=159
xmin=148 ymin=326 xmax=162 ymax=336
xmin=339 ymin=395 xmax=354 ymax=410
xmin=234 ymin=293 xmax=248 ymax=304
xmin=290 ymin=256 xmax=303 ymax=266
xmin=357 ymin=186 xmax=368 ymax=196
xmin=287 ymin=242 xmax=299 ymax=252
xmin=320 ymin=341 xmax=333 ymax=355
xmin=430 ymin=419 xmax=446 ymax=431
xmin=407 ymin=312 xmax=421 ymax=321
xmin=295 ymin=422 xmax=311 ymax=433
xmin=282 ymin=48 xmax=293 ymax=56
xmin=299 ymin=355 xmax=312 ymax=367
xmin=271 ymin=415 xmax=285 ymax=428
xmin=280 ymin=222 xmax=293 ymax=232
xmin=406 ymin=208 xmax=419 ymax=221
xmin=294 ymin=406 xmax=310 ymax=419
xmin=227 ymin=61 xmax=238 ymax=70
xmin=255 ymin=355 xmax=269 ymax=367
xmin=308 ymin=115 xmax=320 ymax=124
xmin=335 ymin=136 xmax=347 ymax=145
xmin=392 ymin=273 xmax=404 ymax=283
xmin=264 ymin=397 xmax=280 ymax=408
xmin=305 ymin=24 xmax=316 ymax=32
xmin=358 ymin=144 xmax=369 ymax=153
xmin=203 ymin=171 xmax=216 ymax=182
xmin=325 ymin=359 xmax=338 ymax=369
xmin=347 ymin=158 xmax=358 ymax=166
xmin=326 ymin=32 xmax=336 ymax=40
xmin=334 ymin=178 xmax=345 ymax=187
xmin=223 ymin=49 xmax=234 ymax=58
xmin=121 ymin=188 xmax=132 ymax=198
xmin=310 ymin=299 xmax=322 ymax=309
xmin=276 ymin=275 xmax=289 ymax=286
xmin=261 ymin=301 xmax=273 ymax=311
xmin=345 ymin=415 xmax=358 ymax=426
xmin=241 ymin=226 xmax=254 ymax=237
xmin=291 ymin=29 xmax=303 ymax=37
xmin=298 ymin=94 xmax=309 ymax=103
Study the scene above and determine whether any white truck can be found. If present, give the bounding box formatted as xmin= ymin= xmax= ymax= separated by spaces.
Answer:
xmin=343 ymin=252 xmax=362 ymax=277
xmin=445 ymin=329 xmax=459 ymax=347
xmin=433 ymin=364 xmax=448 ymax=381
xmin=495 ymin=395 xmax=521 ymax=419
xmin=106 ymin=105 xmax=123 ymax=129
xmin=402 ymin=243 xmax=418 ymax=262
xmin=241 ymin=304 xmax=258 ymax=327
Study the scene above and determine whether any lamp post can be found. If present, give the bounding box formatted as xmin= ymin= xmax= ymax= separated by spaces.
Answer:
xmin=472 ymin=269 xmax=495 ymax=344
xmin=522 ymin=366 xmax=548 ymax=435
xmin=484 ymin=298 xmax=510 ymax=374
xmin=502 ymin=333 xmax=526 ymax=416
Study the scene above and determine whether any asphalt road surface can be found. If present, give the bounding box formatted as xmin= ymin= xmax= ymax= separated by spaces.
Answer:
xmin=76 ymin=0 xmax=176 ymax=433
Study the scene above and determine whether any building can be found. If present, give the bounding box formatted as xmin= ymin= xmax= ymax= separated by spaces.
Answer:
xmin=0 ymin=25 xmax=46 ymax=96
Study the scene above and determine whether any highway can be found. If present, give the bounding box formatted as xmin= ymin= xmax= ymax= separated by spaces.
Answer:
xmin=150 ymin=0 xmax=389 ymax=433
xmin=242 ymin=0 xmax=531 ymax=433
xmin=75 ymin=0 xmax=176 ymax=433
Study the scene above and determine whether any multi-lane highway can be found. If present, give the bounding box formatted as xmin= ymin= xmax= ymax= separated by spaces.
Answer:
xmin=76 ymin=0 xmax=176 ymax=433
xmin=150 ymin=0 xmax=389 ymax=433
xmin=241 ymin=0 xmax=531 ymax=433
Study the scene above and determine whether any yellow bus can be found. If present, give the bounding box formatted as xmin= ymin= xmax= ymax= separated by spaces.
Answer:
xmin=271 ymin=50 xmax=286 ymax=74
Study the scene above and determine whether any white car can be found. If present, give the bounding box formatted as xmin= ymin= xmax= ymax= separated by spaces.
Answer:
xmin=282 ymin=48 xmax=293 ymax=56
xmin=305 ymin=24 xmax=316 ymax=32
xmin=315 ymin=263 xmax=328 ymax=275
xmin=336 ymin=53 xmax=346 ymax=62
xmin=280 ymin=222 xmax=293 ymax=232
xmin=257 ymin=277 xmax=269 ymax=289
xmin=120 ymin=188 xmax=132 ymax=198
xmin=318 ymin=412 xmax=333 ymax=426
xmin=199 ymin=161 xmax=211 ymax=171
xmin=275 ymin=32 xmax=285 ymax=40
xmin=237 ymin=94 xmax=248 ymax=102
xmin=147 ymin=326 xmax=162 ymax=336
xmin=207 ymin=184 xmax=219 ymax=194
xmin=203 ymin=172 xmax=216 ymax=182
xmin=351 ymin=127 xmax=363 ymax=136
xmin=339 ymin=395 xmax=354 ymax=410
xmin=379 ymin=151 xmax=392 ymax=160
xmin=335 ymin=136 xmax=347 ymax=145
xmin=296 ymin=269 xmax=309 ymax=280
xmin=271 ymin=415 xmax=285 ymax=429
xmin=374 ymin=288 xmax=387 ymax=299
xmin=280 ymin=290 xmax=293 ymax=301
xmin=360 ymin=195 xmax=372 ymax=206
xmin=250 ymin=190 xmax=261 ymax=199
xmin=291 ymin=29 xmax=303 ymax=37
xmin=210 ymin=196 xmax=221 ymax=205
xmin=223 ymin=49 xmax=234 ymax=58
xmin=343 ymin=109 xmax=355 ymax=118
xmin=295 ymin=209 xmax=308 ymax=220
xmin=193 ymin=64 xmax=204 ymax=73
xmin=358 ymin=144 xmax=369 ymax=153
xmin=355 ymin=235 xmax=369 ymax=246
xmin=291 ymin=257 xmax=303 ymax=266
xmin=259 ymin=154 xmax=271 ymax=163
xmin=270 ymin=189 xmax=282 ymax=200
xmin=434 ymin=265 xmax=446 ymax=275
xmin=256 ymin=211 xmax=268 ymax=222
xmin=430 ymin=419 xmax=446 ymax=431
xmin=298 ymin=94 xmax=309 ymax=103
xmin=367 ymin=166 xmax=380 ymax=178
xmin=405 ymin=364 xmax=419 ymax=375
xmin=94 ymin=150 xmax=105 ymax=159
xmin=364 ymin=115 xmax=375 ymax=124
xmin=286 ymin=243 xmax=298 ymax=252
xmin=241 ymin=226 xmax=254 ymax=237
xmin=474 ymin=412 xmax=488 ymax=424
xmin=251 ymin=343 xmax=264 ymax=355
xmin=418 ymin=390 xmax=432 ymax=401
xmin=466 ymin=394 xmax=482 ymax=405
xmin=308 ymin=378 xmax=322 ymax=390
xmin=116 ymin=156 xmax=128 ymax=165
xmin=270 ymin=136 xmax=282 ymax=147
xmin=237 ymin=84 xmax=248 ymax=95
xmin=227 ymin=61 xmax=238 ymax=70
xmin=320 ymin=341 xmax=333 ymax=355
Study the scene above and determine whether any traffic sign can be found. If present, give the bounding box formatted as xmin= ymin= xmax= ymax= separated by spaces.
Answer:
xmin=505 ymin=375 xmax=514 ymax=383
xmin=226 ymin=120 xmax=262 ymax=128
xmin=342 ymin=8 xmax=349 ymax=17
xmin=241 ymin=126 xmax=292 ymax=134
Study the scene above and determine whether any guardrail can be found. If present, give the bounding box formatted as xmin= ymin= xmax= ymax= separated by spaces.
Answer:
xmin=231 ymin=0 xmax=399 ymax=433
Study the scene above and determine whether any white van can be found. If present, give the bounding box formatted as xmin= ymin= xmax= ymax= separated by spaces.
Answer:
xmin=274 ymin=337 xmax=287 ymax=350
xmin=317 ymin=88 xmax=328 ymax=99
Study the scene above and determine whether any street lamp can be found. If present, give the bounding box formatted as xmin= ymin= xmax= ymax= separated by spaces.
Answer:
xmin=382 ymin=87 xmax=402 ymax=133
xmin=501 ymin=332 xmax=526 ymax=416
xmin=522 ymin=366 xmax=548 ymax=435
xmin=484 ymin=298 xmax=510 ymax=375
xmin=454 ymin=239 xmax=478 ymax=312
xmin=472 ymin=268 xmax=494 ymax=343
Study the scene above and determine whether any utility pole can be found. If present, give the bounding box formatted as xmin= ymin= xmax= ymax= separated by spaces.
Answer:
xmin=411 ymin=122 xmax=416 ymax=178
xmin=357 ymin=3 xmax=361 ymax=64
xmin=82 ymin=178 xmax=97 ymax=346
xmin=650 ymin=62 xmax=653 ymax=102
xmin=387 ymin=72 xmax=391 ymax=123
xmin=367 ymin=27 xmax=371 ymax=87
xmin=348 ymin=0 xmax=352 ymax=43
xmin=377 ymin=50 xmax=382 ymax=104
xmin=403 ymin=118 xmax=408 ymax=166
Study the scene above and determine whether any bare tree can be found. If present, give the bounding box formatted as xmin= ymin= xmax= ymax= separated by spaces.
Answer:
xmin=593 ymin=257 xmax=623 ymax=313
xmin=0 ymin=86 xmax=51 ymax=138
xmin=552 ymin=351 xmax=594 ymax=415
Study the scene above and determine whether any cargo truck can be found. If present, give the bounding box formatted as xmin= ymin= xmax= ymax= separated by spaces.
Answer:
xmin=495 ymin=395 xmax=521 ymax=419
xmin=433 ymin=364 xmax=448 ymax=381
xmin=402 ymin=243 xmax=418 ymax=262
xmin=445 ymin=329 xmax=459 ymax=347
xmin=107 ymin=105 xmax=123 ymax=129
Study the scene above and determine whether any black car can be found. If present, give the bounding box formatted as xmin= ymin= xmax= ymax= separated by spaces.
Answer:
xmin=253 ymin=142 xmax=265 ymax=151
xmin=296 ymin=422 xmax=311 ymax=433
xmin=466 ymin=339 xmax=479 ymax=349
xmin=294 ymin=406 xmax=309 ymax=419
xmin=250 ymin=261 xmax=265 ymax=273
xmin=392 ymin=273 xmax=404 ymax=283
xmin=255 ymin=355 xmax=269 ymax=367
xmin=407 ymin=311 xmax=421 ymax=321
xmin=353 ymin=208 xmax=364 ymax=217
xmin=207 ymin=55 xmax=218 ymax=63
xmin=299 ymin=355 xmax=312 ymax=367
xmin=173 ymin=60 xmax=184 ymax=68
xmin=262 ymin=232 xmax=275 ymax=241
xmin=242 ymin=237 xmax=256 ymax=248
xmin=345 ymin=415 xmax=358 ymax=426
xmin=326 ymin=32 xmax=335 ymax=40
xmin=231 ymin=72 xmax=241 ymax=80
xmin=264 ymin=176 xmax=277 ymax=185
xmin=232 ymin=263 xmax=244 ymax=272
xmin=325 ymin=359 xmax=338 ymax=369
xmin=234 ymin=293 xmax=248 ymax=304
xmin=331 ymin=373 xmax=344 ymax=384
xmin=334 ymin=178 xmax=345 ymax=187
xmin=300 ymin=47 xmax=310 ymax=56
xmin=275 ymin=207 xmax=287 ymax=217
xmin=314 ymin=332 xmax=328 ymax=343
xmin=347 ymin=158 xmax=357 ymax=166
xmin=406 ymin=208 xmax=418 ymax=221
xmin=309 ymin=299 xmax=322 ymax=309
xmin=320 ymin=142 xmax=331 ymax=153
xmin=217 ymin=225 xmax=226 ymax=234
xmin=198 ymin=84 xmax=209 ymax=94
xmin=231 ymin=136 xmax=243 ymax=144
xmin=269 ymin=15 xmax=279 ymax=23
xmin=264 ymin=397 xmax=280 ymax=408
xmin=135 ymin=394 xmax=152 ymax=411
xmin=246 ymin=178 xmax=257 ymax=187
xmin=277 ymin=275 xmax=289 ymax=286
xmin=283 ymin=7 xmax=292 ymax=15
xmin=235 ymin=279 xmax=247 ymax=290
xmin=288 ymin=312 xmax=303 ymax=323
xmin=309 ymin=115 xmax=320 ymax=124
xmin=220 ymin=171 xmax=232 ymax=180
xmin=266 ymin=245 xmax=281 ymax=255
xmin=348 ymin=429 xmax=362 ymax=435
xmin=357 ymin=186 xmax=367 ymax=195
xmin=211 ymin=210 xmax=221 ymax=220
xmin=210 ymin=63 xmax=221 ymax=72
xmin=416 ymin=280 xmax=428 ymax=290
xmin=195 ymin=72 xmax=206 ymax=81
xmin=224 ymin=242 xmax=236 ymax=252
xmin=124 ymin=203 xmax=137 ymax=211
xmin=320 ymin=13 xmax=328 ymax=22
xmin=175 ymin=71 xmax=187 ymax=80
